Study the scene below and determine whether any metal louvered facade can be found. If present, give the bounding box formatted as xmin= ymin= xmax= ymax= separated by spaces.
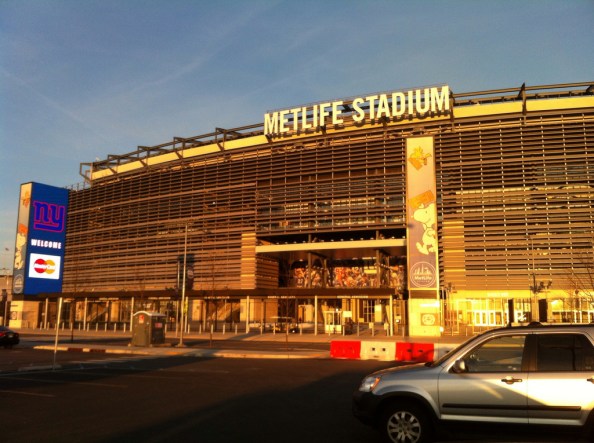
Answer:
xmin=53 ymin=82 xmax=594 ymax=334
xmin=437 ymin=110 xmax=594 ymax=290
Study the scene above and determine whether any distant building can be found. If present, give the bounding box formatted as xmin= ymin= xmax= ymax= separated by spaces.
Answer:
xmin=0 ymin=272 xmax=11 ymax=326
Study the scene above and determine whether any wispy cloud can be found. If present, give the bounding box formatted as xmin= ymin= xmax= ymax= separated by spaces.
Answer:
xmin=0 ymin=66 xmax=112 ymax=146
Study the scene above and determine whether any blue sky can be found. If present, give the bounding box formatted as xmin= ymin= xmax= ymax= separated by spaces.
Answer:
xmin=1 ymin=0 xmax=593 ymax=271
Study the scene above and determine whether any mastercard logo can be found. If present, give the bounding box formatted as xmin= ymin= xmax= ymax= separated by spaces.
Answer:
xmin=33 ymin=258 xmax=57 ymax=274
xmin=28 ymin=253 xmax=61 ymax=280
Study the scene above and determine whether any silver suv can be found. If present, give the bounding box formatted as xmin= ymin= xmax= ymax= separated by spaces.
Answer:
xmin=353 ymin=324 xmax=594 ymax=443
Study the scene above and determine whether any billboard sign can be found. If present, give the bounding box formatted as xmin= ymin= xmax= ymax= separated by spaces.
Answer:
xmin=12 ymin=182 xmax=69 ymax=295
xmin=406 ymin=136 xmax=439 ymax=292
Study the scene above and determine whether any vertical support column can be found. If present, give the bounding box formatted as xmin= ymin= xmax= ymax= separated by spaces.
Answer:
xmin=314 ymin=295 xmax=318 ymax=335
xmin=375 ymin=248 xmax=382 ymax=288
xmin=202 ymin=299 xmax=207 ymax=332
xmin=83 ymin=298 xmax=88 ymax=331
xmin=389 ymin=295 xmax=394 ymax=336
xmin=307 ymin=252 xmax=312 ymax=287
xmin=43 ymin=298 xmax=49 ymax=329
xmin=245 ymin=296 xmax=250 ymax=333
xmin=130 ymin=297 xmax=135 ymax=329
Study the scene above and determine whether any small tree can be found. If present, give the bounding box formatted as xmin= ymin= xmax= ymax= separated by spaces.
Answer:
xmin=564 ymin=244 xmax=594 ymax=313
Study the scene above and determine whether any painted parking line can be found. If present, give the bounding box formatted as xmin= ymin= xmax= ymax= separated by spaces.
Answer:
xmin=0 ymin=389 xmax=55 ymax=398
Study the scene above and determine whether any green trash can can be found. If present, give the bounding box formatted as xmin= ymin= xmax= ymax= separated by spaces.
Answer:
xmin=131 ymin=311 xmax=166 ymax=346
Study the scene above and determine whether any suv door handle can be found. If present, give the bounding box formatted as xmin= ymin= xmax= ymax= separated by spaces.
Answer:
xmin=501 ymin=376 xmax=523 ymax=385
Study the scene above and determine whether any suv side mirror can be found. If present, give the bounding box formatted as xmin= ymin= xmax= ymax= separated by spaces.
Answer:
xmin=451 ymin=359 xmax=468 ymax=373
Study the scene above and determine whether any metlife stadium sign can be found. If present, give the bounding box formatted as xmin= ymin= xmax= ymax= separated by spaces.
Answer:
xmin=264 ymin=85 xmax=450 ymax=137
xmin=12 ymin=182 xmax=69 ymax=295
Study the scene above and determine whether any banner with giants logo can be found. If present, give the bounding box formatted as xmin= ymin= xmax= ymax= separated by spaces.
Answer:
xmin=405 ymin=136 xmax=439 ymax=293
xmin=13 ymin=182 xmax=69 ymax=295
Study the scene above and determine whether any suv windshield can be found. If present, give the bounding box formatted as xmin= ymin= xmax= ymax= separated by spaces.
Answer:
xmin=429 ymin=332 xmax=485 ymax=367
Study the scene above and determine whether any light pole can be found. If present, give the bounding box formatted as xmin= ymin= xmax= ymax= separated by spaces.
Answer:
xmin=528 ymin=235 xmax=552 ymax=322
xmin=53 ymin=297 xmax=63 ymax=370
xmin=177 ymin=222 xmax=189 ymax=347
xmin=442 ymin=282 xmax=455 ymax=334
xmin=529 ymin=275 xmax=552 ymax=322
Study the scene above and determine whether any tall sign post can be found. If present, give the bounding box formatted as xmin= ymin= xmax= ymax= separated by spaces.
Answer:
xmin=11 ymin=182 xmax=69 ymax=327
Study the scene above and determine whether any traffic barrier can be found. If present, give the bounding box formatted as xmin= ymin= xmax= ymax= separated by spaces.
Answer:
xmin=330 ymin=340 xmax=361 ymax=359
xmin=396 ymin=342 xmax=434 ymax=362
xmin=331 ymin=340 xmax=440 ymax=362
xmin=360 ymin=341 xmax=396 ymax=361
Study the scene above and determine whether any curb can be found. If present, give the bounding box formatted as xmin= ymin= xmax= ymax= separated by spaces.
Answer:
xmin=17 ymin=364 xmax=62 ymax=372
xmin=33 ymin=344 xmax=330 ymax=360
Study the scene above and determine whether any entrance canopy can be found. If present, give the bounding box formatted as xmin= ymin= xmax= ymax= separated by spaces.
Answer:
xmin=41 ymin=287 xmax=398 ymax=301
xmin=256 ymin=237 xmax=406 ymax=261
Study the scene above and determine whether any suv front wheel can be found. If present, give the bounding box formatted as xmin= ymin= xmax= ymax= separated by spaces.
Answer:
xmin=381 ymin=402 xmax=433 ymax=443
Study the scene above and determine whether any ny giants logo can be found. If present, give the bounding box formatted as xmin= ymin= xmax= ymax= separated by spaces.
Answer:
xmin=33 ymin=201 xmax=66 ymax=233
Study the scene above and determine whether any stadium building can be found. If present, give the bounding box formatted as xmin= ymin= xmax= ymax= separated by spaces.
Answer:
xmin=9 ymin=81 xmax=594 ymax=337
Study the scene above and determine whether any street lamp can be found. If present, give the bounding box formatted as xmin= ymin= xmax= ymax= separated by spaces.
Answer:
xmin=167 ymin=219 xmax=209 ymax=346
xmin=528 ymin=235 xmax=552 ymax=321
xmin=529 ymin=275 xmax=552 ymax=322
xmin=177 ymin=221 xmax=189 ymax=347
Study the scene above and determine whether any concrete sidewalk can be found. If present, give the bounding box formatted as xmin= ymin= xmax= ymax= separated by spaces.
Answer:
xmin=16 ymin=327 xmax=468 ymax=360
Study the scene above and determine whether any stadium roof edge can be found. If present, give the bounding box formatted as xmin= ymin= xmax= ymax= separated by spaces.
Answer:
xmin=79 ymin=82 xmax=594 ymax=185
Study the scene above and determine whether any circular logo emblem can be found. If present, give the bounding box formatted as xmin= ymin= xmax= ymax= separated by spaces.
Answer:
xmin=410 ymin=262 xmax=436 ymax=287
xmin=421 ymin=313 xmax=437 ymax=326
xmin=33 ymin=258 xmax=56 ymax=274
xmin=13 ymin=274 xmax=24 ymax=294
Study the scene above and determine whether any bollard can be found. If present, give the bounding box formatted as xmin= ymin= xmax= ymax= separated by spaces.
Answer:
xmin=223 ymin=323 xmax=226 ymax=335
xmin=235 ymin=324 xmax=238 ymax=335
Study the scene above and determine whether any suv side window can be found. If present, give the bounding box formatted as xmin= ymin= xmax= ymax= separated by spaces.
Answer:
xmin=536 ymin=333 xmax=594 ymax=372
xmin=463 ymin=335 xmax=526 ymax=373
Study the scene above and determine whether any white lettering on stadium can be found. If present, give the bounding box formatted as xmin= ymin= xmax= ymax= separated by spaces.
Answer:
xmin=31 ymin=238 xmax=63 ymax=250
xmin=264 ymin=85 xmax=450 ymax=137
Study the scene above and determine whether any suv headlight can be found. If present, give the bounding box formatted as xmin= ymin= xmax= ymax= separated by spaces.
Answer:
xmin=359 ymin=375 xmax=381 ymax=392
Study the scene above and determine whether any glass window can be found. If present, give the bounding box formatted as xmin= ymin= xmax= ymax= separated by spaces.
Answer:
xmin=463 ymin=335 xmax=526 ymax=373
xmin=536 ymin=334 xmax=594 ymax=372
